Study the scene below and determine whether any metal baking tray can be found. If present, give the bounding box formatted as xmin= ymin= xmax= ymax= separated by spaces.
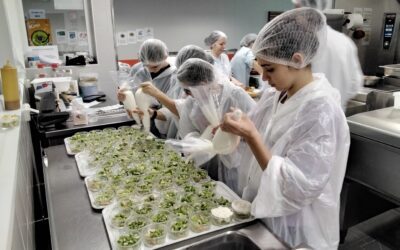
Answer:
xmin=102 ymin=181 xmax=254 ymax=250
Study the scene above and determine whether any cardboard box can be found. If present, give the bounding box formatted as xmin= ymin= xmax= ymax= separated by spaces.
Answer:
xmin=26 ymin=19 xmax=52 ymax=46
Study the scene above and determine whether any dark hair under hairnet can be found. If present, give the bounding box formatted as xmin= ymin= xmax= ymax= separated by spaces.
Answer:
xmin=252 ymin=7 xmax=327 ymax=69
xmin=175 ymin=45 xmax=215 ymax=69
xmin=139 ymin=39 xmax=168 ymax=65
xmin=177 ymin=58 xmax=215 ymax=87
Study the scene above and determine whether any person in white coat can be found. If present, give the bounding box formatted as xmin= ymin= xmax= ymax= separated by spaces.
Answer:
xmin=204 ymin=31 xmax=231 ymax=78
xmin=293 ymin=0 xmax=364 ymax=110
xmin=138 ymin=58 xmax=255 ymax=187
xmin=118 ymin=39 xmax=177 ymax=137
xmin=220 ymin=8 xmax=350 ymax=249
xmin=230 ymin=33 xmax=261 ymax=87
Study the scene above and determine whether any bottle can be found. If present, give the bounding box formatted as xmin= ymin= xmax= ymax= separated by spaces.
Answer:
xmin=1 ymin=60 xmax=20 ymax=110
xmin=51 ymin=63 xmax=59 ymax=77
xmin=37 ymin=63 xmax=47 ymax=78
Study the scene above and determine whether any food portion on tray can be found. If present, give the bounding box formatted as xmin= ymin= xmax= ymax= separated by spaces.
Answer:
xmin=65 ymin=126 xmax=253 ymax=249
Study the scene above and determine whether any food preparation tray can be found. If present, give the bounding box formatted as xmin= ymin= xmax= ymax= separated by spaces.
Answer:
xmin=102 ymin=181 xmax=254 ymax=250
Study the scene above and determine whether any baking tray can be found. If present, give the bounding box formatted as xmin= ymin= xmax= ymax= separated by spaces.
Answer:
xmin=64 ymin=137 xmax=75 ymax=155
xmin=84 ymin=176 xmax=115 ymax=210
xmin=75 ymin=152 xmax=97 ymax=177
xmin=102 ymin=181 xmax=254 ymax=250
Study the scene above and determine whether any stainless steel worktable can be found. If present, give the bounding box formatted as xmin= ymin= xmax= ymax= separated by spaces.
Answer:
xmin=44 ymin=145 xmax=109 ymax=250
xmin=43 ymin=145 xmax=287 ymax=250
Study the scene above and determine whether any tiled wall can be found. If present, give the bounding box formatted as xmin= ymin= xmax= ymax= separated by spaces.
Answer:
xmin=11 ymin=106 xmax=35 ymax=250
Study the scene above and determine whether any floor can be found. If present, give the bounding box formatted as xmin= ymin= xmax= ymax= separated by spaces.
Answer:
xmin=339 ymin=208 xmax=400 ymax=250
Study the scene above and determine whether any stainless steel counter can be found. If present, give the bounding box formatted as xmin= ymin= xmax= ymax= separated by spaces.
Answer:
xmin=44 ymin=145 xmax=287 ymax=250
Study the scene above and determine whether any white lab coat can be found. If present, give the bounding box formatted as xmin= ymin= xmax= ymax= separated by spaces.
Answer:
xmin=238 ymin=74 xmax=350 ymax=249
xmin=312 ymin=26 xmax=363 ymax=109
xmin=130 ymin=65 xmax=179 ymax=138
xmin=176 ymin=81 xmax=255 ymax=188
xmin=230 ymin=47 xmax=255 ymax=87
xmin=212 ymin=53 xmax=231 ymax=78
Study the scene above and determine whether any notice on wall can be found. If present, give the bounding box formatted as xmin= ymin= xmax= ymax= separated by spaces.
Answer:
xmin=144 ymin=27 xmax=154 ymax=39
xmin=136 ymin=29 xmax=145 ymax=42
xmin=363 ymin=8 xmax=373 ymax=26
xmin=29 ymin=9 xmax=46 ymax=19
xmin=127 ymin=30 xmax=137 ymax=44
xmin=78 ymin=31 xmax=88 ymax=46
xmin=56 ymin=29 xmax=67 ymax=44
xmin=117 ymin=32 xmax=128 ymax=46
xmin=68 ymin=31 xmax=78 ymax=44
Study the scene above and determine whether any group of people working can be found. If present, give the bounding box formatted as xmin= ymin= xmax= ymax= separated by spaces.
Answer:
xmin=117 ymin=0 xmax=364 ymax=249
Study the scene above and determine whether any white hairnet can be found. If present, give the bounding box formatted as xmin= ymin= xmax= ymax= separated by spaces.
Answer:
xmin=252 ymin=7 xmax=327 ymax=69
xmin=292 ymin=0 xmax=332 ymax=11
xmin=239 ymin=33 xmax=258 ymax=47
xmin=139 ymin=38 xmax=168 ymax=65
xmin=175 ymin=45 xmax=214 ymax=69
xmin=177 ymin=58 xmax=215 ymax=87
xmin=204 ymin=30 xmax=227 ymax=47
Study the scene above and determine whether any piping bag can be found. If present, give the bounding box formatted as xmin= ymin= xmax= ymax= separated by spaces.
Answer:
xmin=166 ymin=109 xmax=242 ymax=166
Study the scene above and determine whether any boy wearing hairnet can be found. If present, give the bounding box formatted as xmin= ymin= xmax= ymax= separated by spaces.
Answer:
xmin=136 ymin=45 xmax=215 ymax=139
xmin=118 ymin=39 xmax=177 ymax=137
xmin=221 ymin=8 xmax=350 ymax=249
xmin=292 ymin=0 xmax=364 ymax=110
xmin=230 ymin=33 xmax=262 ymax=87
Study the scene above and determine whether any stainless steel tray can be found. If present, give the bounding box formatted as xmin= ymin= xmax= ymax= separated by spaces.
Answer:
xmin=75 ymin=152 xmax=97 ymax=177
xmin=102 ymin=181 xmax=254 ymax=250
xmin=380 ymin=64 xmax=400 ymax=78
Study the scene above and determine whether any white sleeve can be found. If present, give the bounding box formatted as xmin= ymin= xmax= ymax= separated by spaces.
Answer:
xmin=176 ymin=98 xmax=198 ymax=138
xmin=244 ymin=50 xmax=255 ymax=68
xmin=251 ymin=100 xmax=338 ymax=218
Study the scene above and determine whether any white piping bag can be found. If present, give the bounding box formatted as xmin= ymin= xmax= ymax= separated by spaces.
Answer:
xmin=135 ymin=87 xmax=152 ymax=133
xmin=212 ymin=109 xmax=242 ymax=154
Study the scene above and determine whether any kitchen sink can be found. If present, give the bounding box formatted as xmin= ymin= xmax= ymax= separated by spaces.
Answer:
xmin=181 ymin=231 xmax=261 ymax=250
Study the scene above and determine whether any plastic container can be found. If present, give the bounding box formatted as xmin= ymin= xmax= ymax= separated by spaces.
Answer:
xmin=231 ymin=199 xmax=252 ymax=220
xmin=110 ymin=207 xmax=131 ymax=229
xmin=193 ymin=199 xmax=215 ymax=213
xmin=151 ymin=210 xmax=171 ymax=224
xmin=86 ymin=175 xmax=107 ymax=192
xmin=94 ymin=188 xmax=114 ymax=207
xmin=125 ymin=216 xmax=150 ymax=232
xmin=133 ymin=203 xmax=154 ymax=217
xmin=143 ymin=223 xmax=167 ymax=247
xmin=168 ymin=216 xmax=189 ymax=240
xmin=0 ymin=114 xmax=20 ymax=129
xmin=115 ymin=230 xmax=142 ymax=250
xmin=210 ymin=206 xmax=233 ymax=226
xmin=189 ymin=212 xmax=211 ymax=233
xmin=172 ymin=204 xmax=193 ymax=218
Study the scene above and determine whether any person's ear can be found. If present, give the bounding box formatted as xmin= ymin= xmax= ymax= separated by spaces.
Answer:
xmin=292 ymin=53 xmax=304 ymax=66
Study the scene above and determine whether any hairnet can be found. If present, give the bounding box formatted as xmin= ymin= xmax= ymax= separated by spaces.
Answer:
xmin=292 ymin=0 xmax=332 ymax=11
xmin=239 ymin=33 xmax=258 ymax=47
xmin=252 ymin=7 xmax=327 ymax=69
xmin=139 ymin=38 xmax=169 ymax=65
xmin=177 ymin=58 xmax=215 ymax=87
xmin=204 ymin=30 xmax=227 ymax=47
xmin=175 ymin=45 xmax=214 ymax=69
